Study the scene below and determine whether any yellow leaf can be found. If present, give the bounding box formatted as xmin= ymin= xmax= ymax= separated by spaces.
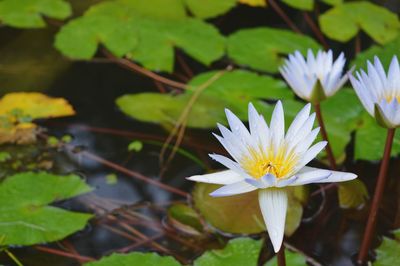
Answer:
xmin=0 ymin=92 xmax=75 ymax=119
xmin=239 ymin=0 xmax=267 ymax=7
xmin=0 ymin=122 xmax=37 ymax=145
xmin=338 ymin=179 xmax=369 ymax=209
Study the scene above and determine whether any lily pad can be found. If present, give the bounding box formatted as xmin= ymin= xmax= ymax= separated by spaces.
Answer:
xmin=193 ymin=183 xmax=307 ymax=236
xmin=194 ymin=237 xmax=262 ymax=266
xmin=374 ymin=229 xmax=400 ymax=266
xmin=319 ymin=2 xmax=400 ymax=44
xmin=227 ymin=27 xmax=321 ymax=73
xmin=0 ymin=0 xmax=71 ymax=28
xmin=0 ymin=172 xmax=92 ymax=246
xmin=238 ymin=0 xmax=266 ymax=7
xmin=0 ymin=92 xmax=75 ymax=119
xmin=281 ymin=0 xmax=342 ymax=10
xmin=55 ymin=0 xmax=225 ymax=72
xmin=84 ymin=252 xmax=181 ymax=266
xmin=265 ymin=250 xmax=307 ymax=266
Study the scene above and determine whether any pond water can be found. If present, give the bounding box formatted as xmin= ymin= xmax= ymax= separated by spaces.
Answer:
xmin=1 ymin=2 xmax=400 ymax=266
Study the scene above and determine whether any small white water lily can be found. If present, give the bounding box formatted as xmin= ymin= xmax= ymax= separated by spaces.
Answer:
xmin=280 ymin=49 xmax=348 ymax=103
xmin=350 ymin=56 xmax=400 ymax=128
xmin=187 ymin=101 xmax=357 ymax=252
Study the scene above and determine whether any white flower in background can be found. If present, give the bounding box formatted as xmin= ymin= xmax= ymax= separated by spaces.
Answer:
xmin=187 ymin=101 xmax=357 ymax=252
xmin=350 ymin=56 xmax=400 ymax=128
xmin=280 ymin=49 xmax=348 ymax=103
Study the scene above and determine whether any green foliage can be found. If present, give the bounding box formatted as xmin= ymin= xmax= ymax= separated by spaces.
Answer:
xmin=0 ymin=0 xmax=71 ymax=28
xmin=192 ymin=183 xmax=306 ymax=236
xmin=55 ymin=0 xmax=225 ymax=72
xmin=194 ymin=237 xmax=262 ymax=266
xmin=167 ymin=203 xmax=203 ymax=233
xmin=184 ymin=0 xmax=237 ymax=19
xmin=352 ymin=36 xmax=400 ymax=70
xmin=265 ymin=250 xmax=307 ymax=266
xmin=338 ymin=179 xmax=369 ymax=209
xmin=227 ymin=27 xmax=321 ymax=73
xmin=355 ymin=113 xmax=400 ymax=161
xmin=282 ymin=0 xmax=313 ymax=11
xmin=374 ymin=229 xmax=400 ymax=266
xmin=127 ymin=140 xmax=143 ymax=152
xmin=84 ymin=252 xmax=181 ymax=266
xmin=319 ymin=2 xmax=400 ymax=44
xmin=116 ymin=70 xmax=293 ymax=128
xmin=105 ymin=173 xmax=118 ymax=185
xmin=0 ymin=152 xmax=10 ymax=162
xmin=0 ymin=172 xmax=92 ymax=246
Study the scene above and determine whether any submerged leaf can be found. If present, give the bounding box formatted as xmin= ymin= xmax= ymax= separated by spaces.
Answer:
xmin=194 ymin=237 xmax=262 ymax=266
xmin=338 ymin=179 xmax=369 ymax=209
xmin=84 ymin=252 xmax=181 ymax=266
xmin=167 ymin=203 xmax=204 ymax=234
xmin=319 ymin=2 xmax=400 ymax=44
xmin=227 ymin=27 xmax=321 ymax=73
xmin=0 ymin=172 xmax=92 ymax=246
xmin=193 ymin=183 xmax=306 ymax=236
xmin=0 ymin=0 xmax=71 ymax=28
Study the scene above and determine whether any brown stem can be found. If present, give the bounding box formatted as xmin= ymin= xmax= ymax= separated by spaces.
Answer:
xmin=302 ymin=12 xmax=329 ymax=49
xmin=78 ymin=150 xmax=190 ymax=198
xmin=357 ymin=128 xmax=395 ymax=265
xmin=314 ymin=104 xmax=337 ymax=170
xmin=34 ymin=246 xmax=95 ymax=262
xmin=268 ymin=0 xmax=302 ymax=34
xmin=277 ymin=245 xmax=286 ymax=266
xmin=355 ymin=34 xmax=361 ymax=55
xmin=102 ymin=49 xmax=187 ymax=89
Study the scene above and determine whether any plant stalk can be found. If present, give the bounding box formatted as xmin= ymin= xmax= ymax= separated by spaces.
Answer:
xmin=277 ymin=245 xmax=286 ymax=266
xmin=314 ymin=104 xmax=337 ymax=170
xmin=357 ymin=128 xmax=395 ymax=264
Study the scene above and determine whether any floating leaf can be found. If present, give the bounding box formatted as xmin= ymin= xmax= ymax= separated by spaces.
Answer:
xmin=227 ymin=27 xmax=321 ymax=73
xmin=184 ymin=0 xmax=237 ymax=19
xmin=0 ymin=172 xmax=92 ymax=246
xmin=374 ymin=229 xmax=400 ymax=266
xmin=193 ymin=183 xmax=306 ymax=236
xmin=105 ymin=173 xmax=118 ymax=185
xmin=0 ymin=0 xmax=71 ymax=28
xmin=117 ymin=70 xmax=293 ymax=128
xmin=0 ymin=152 xmax=11 ymax=162
xmin=352 ymin=36 xmax=400 ymax=71
xmin=319 ymin=2 xmax=400 ymax=44
xmin=282 ymin=0 xmax=313 ymax=11
xmin=338 ymin=179 xmax=369 ymax=209
xmin=265 ymin=250 xmax=307 ymax=266
xmin=239 ymin=0 xmax=266 ymax=7
xmin=194 ymin=237 xmax=262 ymax=266
xmin=128 ymin=140 xmax=143 ymax=152
xmin=354 ymin=113 xmax=400 ymax=161
xmin=0 ymin=92 xmax=75 ymax=119
xmin=84 ymin=252 xmax=180 ymax=266
xmin=55 ymin=1 xmax=225 ymax=72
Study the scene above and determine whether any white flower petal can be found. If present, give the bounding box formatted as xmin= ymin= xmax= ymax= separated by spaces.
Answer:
xmin=187 ymin=170 xmax=243 ymax=185
xmin=270 ymin=101 xmax=285 ymax=153
xmin=210 ymin=181 xmax=257 ymax=197
xmin=285 ymin=103 xmax=311 ymax=141
xmin=258 ymin=189 xmax=288 ymax=253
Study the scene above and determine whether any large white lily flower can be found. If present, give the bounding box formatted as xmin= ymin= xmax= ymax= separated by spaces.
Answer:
xmin=187 ymin=101 xmax=357 ymax=252
xmin=350 ymin=56 xmax=400 ymax=128
xmin=280 ymin=49 xmax=348 ymax=103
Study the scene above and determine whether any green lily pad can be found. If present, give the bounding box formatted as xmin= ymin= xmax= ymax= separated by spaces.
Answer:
xmin=351 ymin=36 xmax=400 ymax=71
xmin=84 ymin=252 xmax=181 ymax=266
xmin=0 ymin=172 xmax=93 ymax=246
xmin=193 ymin=183 xmax=307 ymax=236
xmin=194 ymin=237 xmax=262 ymax=266
xmin=319 ymin=2 xmax=400 ymax=44
xmin=227 ymin=27 xmax=321 ymax=73
xmin=281 ymin=0 xmax=342 ymax=10
xmin=373 ymin=229 xmax=400 ymax=266
xmin=0 ymin=0 xmax=71 ymax=28
xmin=338 ymin=179 xmax=369 ymax=209
xmin=55 ymin=0 xmax=225 ymax=72
xmin=265 ymin=249 xmax=307 ymax=266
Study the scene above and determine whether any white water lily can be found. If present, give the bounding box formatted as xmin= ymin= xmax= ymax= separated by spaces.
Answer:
xmin=280 ymin=49 xmax=348 ymax=103
xmin=350 ymin=56 xmax=400 ymax=128
xmin=187 ymin=101 xmax=357 ymax=252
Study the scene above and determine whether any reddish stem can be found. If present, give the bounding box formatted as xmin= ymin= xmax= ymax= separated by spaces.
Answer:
xmin=35 ymin=246 xmax=95 ymax=262
xmin=268 ymin=0 xmax=302 ymax=34
xmin=314 ymin=104 xmax=337 ymax=170
xmin=302 ymin=12 xmax=329 ymax=49
xmin=277 ymin=245 xmax=286 ymax=266
xmin=357 ymin=128 xmax=395 ymax=264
